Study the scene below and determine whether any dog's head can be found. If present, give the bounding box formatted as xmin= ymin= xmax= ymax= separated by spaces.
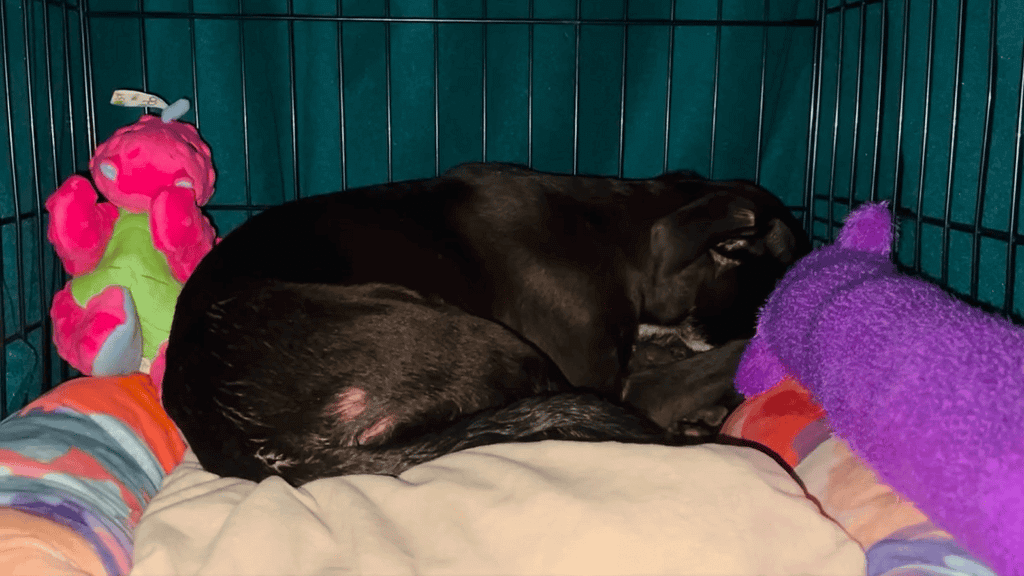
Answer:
xmin=641 ymin=177 xmax=811 ymax=348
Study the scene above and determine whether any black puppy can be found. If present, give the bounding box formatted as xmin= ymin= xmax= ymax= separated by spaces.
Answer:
xmin=163 ymin=162 xmax=809 ymax=485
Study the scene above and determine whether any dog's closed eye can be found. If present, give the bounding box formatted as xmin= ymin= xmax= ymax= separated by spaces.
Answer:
xmin=711 ymin=217 xmax=802 ymax=264
xmin=714 ymin=236 xmax=751 ymax=253
xmin=709 ymin=234 xmax=757 ymax=271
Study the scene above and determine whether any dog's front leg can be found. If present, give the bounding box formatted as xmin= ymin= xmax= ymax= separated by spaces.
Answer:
xmin=622 ymin=338 xmax=749 ymax=436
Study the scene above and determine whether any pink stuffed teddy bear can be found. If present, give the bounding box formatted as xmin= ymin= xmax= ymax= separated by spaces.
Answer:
xmin=46 ymin=102 xmax=217 ymax=391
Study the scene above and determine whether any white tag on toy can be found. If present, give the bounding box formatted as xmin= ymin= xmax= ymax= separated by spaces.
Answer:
xmin=110 ymin=90 xmax=191 ymax=123
xmin=110 ymin=89 xmax=169 ymax=109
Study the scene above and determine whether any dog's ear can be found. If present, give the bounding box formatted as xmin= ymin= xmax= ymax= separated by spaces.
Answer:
xmin=698 ymin=180 xmax=810 ymax=270
xmin=644 ymin=183 xmax=810 ymax=334
xmin=644 ymin=191 xmax=763 ymax=322
xmin=708 ymin=213 xmax=806 ymax=269
xmin=764 ymin=215 xmax=804 ymax=263
xmin=648 ymin=190 xmax=765 ymax=276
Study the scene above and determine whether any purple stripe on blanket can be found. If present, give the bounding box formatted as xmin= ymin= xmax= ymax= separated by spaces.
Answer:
xmin=2 ymin=494 xmax=130 ymax=576
xmin=867 ymin=538 xmax=996 ymax=576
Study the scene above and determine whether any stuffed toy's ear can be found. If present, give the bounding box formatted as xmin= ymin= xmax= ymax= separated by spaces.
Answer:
xmin=835 ymin=200 xmax=892 ymax=256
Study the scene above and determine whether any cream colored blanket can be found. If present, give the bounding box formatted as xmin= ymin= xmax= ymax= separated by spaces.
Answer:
xmin=131 ymin=441 xmax=865 ymax=576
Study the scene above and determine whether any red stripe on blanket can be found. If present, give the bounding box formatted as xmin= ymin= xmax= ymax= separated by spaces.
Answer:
xmin=21 ymin=374 xmax=187 ymax=474
xmin=720 ymin=376 xmax=829 ymax=468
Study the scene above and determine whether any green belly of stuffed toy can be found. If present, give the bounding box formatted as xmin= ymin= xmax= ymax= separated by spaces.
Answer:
xmin=70 ymin=211 xmax=182 ymax=362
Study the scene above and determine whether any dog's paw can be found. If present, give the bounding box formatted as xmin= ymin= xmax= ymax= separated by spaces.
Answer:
xmin=669 ymin=405 xmax=733 ymax=438
xmin=690 ymin=405 xmax=730 ymax=427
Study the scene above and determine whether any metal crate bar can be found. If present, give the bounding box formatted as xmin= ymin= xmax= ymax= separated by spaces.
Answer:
xmin=969 ymin=2 xmax=998 ymax=303
xmin=939 ymin=0 xmax=968 ymax=287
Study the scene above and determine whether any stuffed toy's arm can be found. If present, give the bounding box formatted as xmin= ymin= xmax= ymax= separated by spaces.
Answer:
xmin=148 ymin=187 xmax=217 ymax=283
xmin=45 ymin=176 xmax=118 ymax=277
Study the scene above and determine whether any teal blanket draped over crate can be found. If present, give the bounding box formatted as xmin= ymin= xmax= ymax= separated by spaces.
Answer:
xmin=86 ymin=0 xmax=819 ymax=228
xmin=1 ymin=0 xmax=1023 ymax=412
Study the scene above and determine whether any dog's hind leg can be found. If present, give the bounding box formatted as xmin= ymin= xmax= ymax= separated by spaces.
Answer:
xmin=274 ymin=392 xmax=695 ymax=485
xmin=164 ymin=280 xmax=577 ymax=484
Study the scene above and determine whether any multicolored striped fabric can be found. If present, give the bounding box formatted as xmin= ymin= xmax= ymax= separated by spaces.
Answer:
xmin=0 ymin=369 xmax=1000 ymax=576
xmin=0 ymin=374 xmax=186 ymax=575
xmin=721 ymin=377 xmax=996 ymax=576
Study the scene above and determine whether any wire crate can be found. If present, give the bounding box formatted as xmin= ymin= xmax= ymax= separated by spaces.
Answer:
xmin=1 ymin=0 xmax=1021 ymax=416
